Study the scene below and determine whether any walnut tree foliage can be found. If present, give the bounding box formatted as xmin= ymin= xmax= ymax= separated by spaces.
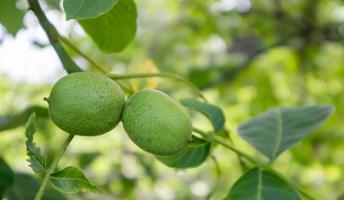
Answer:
xmin=0 ymin=0 xmax=343 ymax=199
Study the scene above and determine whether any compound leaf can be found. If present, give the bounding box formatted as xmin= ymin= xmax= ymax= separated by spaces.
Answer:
xmin=180 ymin=98 xmax=225 ymax=132
xmin=225 ymin=168 xmax=301 ymax=200
xmin=238 ymin=105 xmax=334 ymax=160
xmin=78 ymin=0 xmax=137 ymax=53
xmin=156 ymin=136 xmax=211 ymax=168
xmin=64 ymin=0 xmax=119 ymax=20
xmin=50 ymin=166 xmax=100 ymax=193
xmin=25 ymin=113 xmax=47 ymax=174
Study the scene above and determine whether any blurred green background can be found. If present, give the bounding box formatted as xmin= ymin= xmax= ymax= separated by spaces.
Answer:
xmin=0 ymin=0 xmax=344 ymax=199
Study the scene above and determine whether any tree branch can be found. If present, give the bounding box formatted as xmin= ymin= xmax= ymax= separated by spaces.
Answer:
xmin=58 ymin=35 xmax=107 ymax=74
xmin=109 ymin=72 xmax=208 ymax=102
xmin=28 ymin=0 xmax=82 ymax=73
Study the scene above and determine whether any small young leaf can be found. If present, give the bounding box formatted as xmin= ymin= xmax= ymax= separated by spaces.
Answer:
xmin=180 ymin=98 xmax=225 ymax=132
xmin=225 ymin=168 xmax=301 ymax=200
xmin=50 ymin=166 xmax=100 ymax=193
xmin=156 ymin=136 xmax=211 ymax=168
xmin=63 ymin=0 xmax=119 ymax=20
xmin=25 ymin=113 xmax=47 ymax=174
xmin=238 ymin=105 xmax=334 ymax=160
xmin=0 ymin=105 xmax=48 ymax=133
xmin=0 ymin=158 xmax=14 ymax=198
xmin=78 ymin=0 xmax=137 ymax=53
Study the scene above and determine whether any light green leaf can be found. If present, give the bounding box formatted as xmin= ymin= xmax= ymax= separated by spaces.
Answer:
xmin=50 ymin=166 xmax=100 ymax=193
xmin=238 ymin=105 xmax=334 ymax=160
xmin=25 ymin=114 xmax=47 ymax=174
xmin=180 ymin=98 xmax=225 ymax=132
xmin=63 ymin=0 xmax=119 ymax=20
xmin=156 ymin=136 xmax=211 ymax=168
xmin=78 ymin=0 xmax=137 ymax=53
xmin=0 ymin=0 xmax=25 ymax=35
xmin=225 ymin=168 xmax=301 ymax=200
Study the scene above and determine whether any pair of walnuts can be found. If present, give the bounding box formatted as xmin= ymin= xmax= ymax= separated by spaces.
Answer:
xmin=46 ymin=72 xmax=192 ymax=155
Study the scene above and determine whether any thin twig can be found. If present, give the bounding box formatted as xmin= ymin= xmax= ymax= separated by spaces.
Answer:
xmin=57 ymin=36 xmax=134 ymax=94
xmin=193 ymin=127 xmax=259 ymax=165
xmin=34 ymin=134 xmax=75 ymax=200
xmin=192 ymin=127 xmax=316 ymax=200
xmin=109 ymin=73 xmax=207 ymax=102
xmin=58 ymin=35 xmax=108 ymax=74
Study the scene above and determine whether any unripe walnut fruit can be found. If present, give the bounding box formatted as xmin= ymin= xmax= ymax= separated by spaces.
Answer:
xmin=122 ymin=89 xmax=192 ymax=155
xmin=47 ymin=72 xmax=125 ymax=136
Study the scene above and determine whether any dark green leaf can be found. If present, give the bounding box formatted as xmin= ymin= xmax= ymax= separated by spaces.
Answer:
xmin=50 ymin=166 xmax=100 ymax=193
xmin=156 ymin=136 xmax=211 ymax=168
xmin=25 ymin=113 xmax=47 ymax=174
xmin=6 ymin=173 xmax=66 ymax=200
xmin=180 ymin=98 xmax=225 ymax=132
xmin=0 ymin=105 xmax=48 ymax=133
xmin=0 ymin=158 xmax=14 ymax=198
xmin=238 ymin=105 xmax=334 ymax=160
xmin=225 ymin=168 xmax=301 ymax=200
xmin=0 ymin=0 xmax=25 ymax=35
xmin=78 ymin=0 xmax=137 ymax=53
xmin=64 ymin=0 xmax=119 ymax=20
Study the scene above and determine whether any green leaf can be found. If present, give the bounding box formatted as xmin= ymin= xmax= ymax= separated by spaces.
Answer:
xmin=63 ymin=0 xmax=119 ymax=20
xmin=180 ymin=98 xmax=225 ymax=132
xmin=156 ymin=136 xmax=211 ymax=168
xmin=78 ymin=0 xmax=137 ymax=53
xmin=0 ymin=0 xmax=25 ymax=35
xmin=0 ymin=105 xmax=48 ymax=133
xmin=238 ymin=105 xmax=334 ymax=160
xmin=0 ymin=158 xmax=14 ymax=198
xmin=25 ymin=113 xmax=47 ymax=174
xmin=6 ymin=173 xmax=66 ymax=200
xmin=225 ymin=168 xmax=301 ymax=200
xmin=50 ymin=166 xmax=100 ymax=193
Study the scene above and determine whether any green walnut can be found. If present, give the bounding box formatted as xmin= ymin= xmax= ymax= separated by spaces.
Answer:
xmin=122 ymin=89 xmax=192 ymax=155
xmin=46 ymin=72 xmax=125 ymax=136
